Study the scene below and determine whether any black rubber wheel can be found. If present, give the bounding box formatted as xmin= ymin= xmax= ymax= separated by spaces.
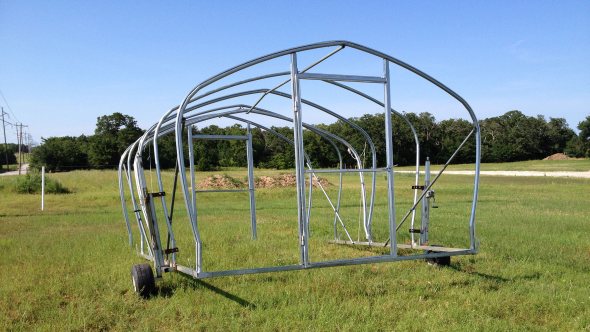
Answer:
xmin=131 ymin=264 xmax=155 ymax=297
xmin=425 ymin=245 xmax=451 ymax=266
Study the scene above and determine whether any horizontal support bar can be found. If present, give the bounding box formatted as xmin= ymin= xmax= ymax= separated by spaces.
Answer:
xmin=197 ymin=264 xmax=304 ymax=278
xmin=192 ymin=134 xmax=249 ymax=140
xmin=307 ymin=250 xmax=473 ymax=269
xmin=175 ymin=264 xmax=198 ymax=277
xmin=195 ymin=189 xmax=250 ymax=193
xmin=330 ymin=240 xmax=468 ymax=252
xmin=304 ymin=168 xmax=388 ymax=174
xmin=299 ymin=72 xmax=386 ymax=83
xmin=164 ymin=250 xmax=474 ymax=279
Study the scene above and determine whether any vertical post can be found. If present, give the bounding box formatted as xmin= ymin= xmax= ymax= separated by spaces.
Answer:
xmin=420 ymin=158 xmax=431 ymax=245
xmin=41 ymin=166 xmax=45 ymax=211
xmin=187 ymin=125 xmax=197 ymax=220
xmin=146 ymin=192 xmax=164 ymax=278
xmin=470 ymin=127 xmax=481 ymax=252
xmin=186 ymin=125 xmax=202 ymax=273
xmin=17 ymin=123 xmax=22 ymax=175
xmin=383 ymin=60 xmax=397 ymax=256
xmin=26 ymin=133 xmax=30 ymax=163
xmin=1 ymin=108 xmax=9 ymax=171
xmin=246 ymin=124 xmax=257 ymax=240
xmin=290 ymin=53 xmax=309 ymax=266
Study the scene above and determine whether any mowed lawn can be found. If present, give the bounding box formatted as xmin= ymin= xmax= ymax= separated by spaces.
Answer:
xmin=0 ymin=163 xmax=589 ymax=330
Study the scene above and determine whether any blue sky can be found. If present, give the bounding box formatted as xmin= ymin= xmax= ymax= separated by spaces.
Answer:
xmin=0 ymin=1 xmax=588 ymax=144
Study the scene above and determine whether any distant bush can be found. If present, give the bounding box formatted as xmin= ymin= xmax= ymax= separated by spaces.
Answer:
xmin=0 ymin=151 xmax=17 ymax=169
xmin=15 ymin=171 xmax=70 ymax=194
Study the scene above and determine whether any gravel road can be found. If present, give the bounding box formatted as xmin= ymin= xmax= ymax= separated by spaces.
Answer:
xmin=396 ymin=170 xmax=590 ymax=178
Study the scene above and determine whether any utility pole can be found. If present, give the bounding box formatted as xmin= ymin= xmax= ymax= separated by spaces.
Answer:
xmin=1 ymin=108 xmax=9 ymax=171
xmin=17 ymin=124 xmax=21 ymax=174
xmin=18 ymin=122 xmax=28 ymax=175
xmin=27 ymin=133 xmax=32 ymax=161
xmin=16 ymin=123 xmax=28 ymax=175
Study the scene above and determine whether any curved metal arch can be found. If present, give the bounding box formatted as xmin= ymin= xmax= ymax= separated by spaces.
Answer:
xmin=124 ymin=105 xmax=367 ymax=262
xmin=119 ymin=140 xmax=153 ymax=257
xmin=145 ymin=102 xmax=361 ymax=231
xmin=147 ymin=86 xmax=424 ymax=243
xmin=130 ymin=43 xmax=430 ymax=245
xmin=167 ymin=88 xmax=377 ymax=239
xmin=180 ymin=41 xmax=478 ymax=125
xmin=183 ymin=85 xmax=425 ymax=240
xmin=122 ymin=106 xmax=363 ymax=271
xmin=320 ymin=80 xmax=422 ymax=244
xmin=152 ymin=105 xmax=365 ymax=219
xmin=150 ymin=106 xmax=356 ymax=246
xmin=220 ymin=114 xmax=346 ymax=241
xmin=150 ymin=87 xmax=379 ymax=240
xmin=174 ymin=40 xmax=480 ymax=251
xmin=208 ymin=114 xmax=353 ymax=242
xmin=125 ymin=96 xmax=373 ymax=255
xmin=119 ymin=41 xmax=482 ymax=282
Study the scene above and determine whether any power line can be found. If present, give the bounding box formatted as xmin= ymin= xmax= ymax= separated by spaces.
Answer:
xmin=2 ymin=119 xmax=15 ymax=127
xmin=0 ymin=88 xmax=20 ymax=123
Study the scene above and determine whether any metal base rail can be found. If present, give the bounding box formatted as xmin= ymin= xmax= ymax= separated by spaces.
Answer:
xmin=141 ymin=247 xmax=475 ymax=280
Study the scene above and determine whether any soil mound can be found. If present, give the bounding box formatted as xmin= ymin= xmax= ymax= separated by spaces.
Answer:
xmin=543 ymin=153 xmax=570 ymax=160
xmin=197 ymin=174 xmax=245 ymax=189
xmin=196 ymin=173 xmax=330 ymax=189
xmin=255 ymin=174 xmax=330 ymax=188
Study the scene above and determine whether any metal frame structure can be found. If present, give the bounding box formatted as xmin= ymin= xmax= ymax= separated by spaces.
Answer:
xmin=119 ymin=41 xmax=481 ymax=283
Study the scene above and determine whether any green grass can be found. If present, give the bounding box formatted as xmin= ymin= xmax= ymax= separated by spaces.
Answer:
xmin=15 ymin=152 xmax=31 ymax=163
xmin=396 ymin=158 xmax=590 ymax=172
xmin=1 ymin=168 xmax=589 ymax=330
xmin=0 ymin=163 xmax=18 ymax=173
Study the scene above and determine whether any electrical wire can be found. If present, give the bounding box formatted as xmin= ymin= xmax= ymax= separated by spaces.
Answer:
xmin=0 ymin=88 xmax=20 ymax=123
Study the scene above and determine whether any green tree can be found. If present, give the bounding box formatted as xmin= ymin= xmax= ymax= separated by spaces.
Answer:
xmin=193 ymin=125 xmax=221 ymax=171
xmin=480 ymin=110 xmax=548 ymax=162
xmin=437 ymin=118 xmax=475 ymax=164
xmin=30 ymin=136 xmax=89 ymax=172
xmin=405 ymin=112 xmax=440 ymax=162
xmin=543 ymin=117 xmax=575 ymax=154
xmin=0 ymin=145 xmax=17 ymax=169
xmin=88 ymin=113 xmax=143 ymax=168
xmin=260 ymin=126 xmax=295 ymax=169
xmin=566 ymin=115 xmax=590 ymax=157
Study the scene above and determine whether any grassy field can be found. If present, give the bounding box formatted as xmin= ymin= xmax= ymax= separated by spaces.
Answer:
xmin=1 ymin=165 xmax=589 ymax=330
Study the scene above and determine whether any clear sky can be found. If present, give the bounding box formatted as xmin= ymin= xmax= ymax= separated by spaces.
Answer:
xmin=0 ymin=1 xmax=588 ymax=144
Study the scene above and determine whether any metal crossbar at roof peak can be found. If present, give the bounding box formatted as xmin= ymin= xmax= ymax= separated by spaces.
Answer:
xmin=118 ymin=41 xmax=481 ymax=296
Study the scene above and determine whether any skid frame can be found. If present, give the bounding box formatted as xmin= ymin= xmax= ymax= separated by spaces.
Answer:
xmin=118 ymin=41 xmax=481 ymax=282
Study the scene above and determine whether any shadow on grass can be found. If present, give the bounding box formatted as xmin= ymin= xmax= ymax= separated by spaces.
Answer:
xmin=157 ymin=276 xmax=257 ymax=309
xmin=448 ymin=263 xmax=541 ymax=283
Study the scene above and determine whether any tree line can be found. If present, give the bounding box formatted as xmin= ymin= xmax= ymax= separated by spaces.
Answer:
xmin=0 ymin=143 xmax=25 ymax=170
xmin=29 ymin=111 xmax=590 ymax=172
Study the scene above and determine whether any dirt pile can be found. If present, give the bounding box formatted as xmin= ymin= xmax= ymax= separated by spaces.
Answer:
xmin=196 ymin=173 xmax=330 ymax=189
xmin=543 ymin=153 xmax=570 ymax=160
xmin=197 ymin=174 xmax=245 ymax=189
xmin=255 ymin=174 xmax=330 ymax=188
